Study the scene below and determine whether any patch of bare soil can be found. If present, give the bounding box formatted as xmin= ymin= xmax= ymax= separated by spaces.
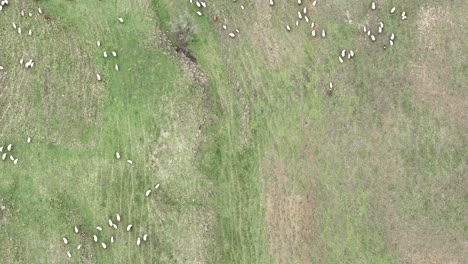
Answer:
xmin=411 ymin=5 xmax=467 ymax=129
xmin=263 ymin=143 xmax=316 ymax=263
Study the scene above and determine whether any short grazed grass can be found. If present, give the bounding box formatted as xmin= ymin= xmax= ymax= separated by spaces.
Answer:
xmin=0 ymin=0 xmax=466 ymax=263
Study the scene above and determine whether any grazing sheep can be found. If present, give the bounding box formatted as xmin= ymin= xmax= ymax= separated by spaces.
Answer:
xmin=0 ymin=146 xmax=2 ymax=152
xmin=222 ymin=24 xmax=227 ymax=30
xmin=146 ymin=190 xmax=152 ymax=197
xmin=116 ymin=214 xmax=121 ymax=222
xmin=295 ymin=20 xmax=299 ymax=26
xmin=390 ymin=7 xmax=396 ymax=14
xmin=28 ymin=29 xmax=32 ymax=36
xmin=321 ymin=29 xmax=326 ymax=38
xmin=0 ymin=66 xmax=3 ymax=70
xmin=370 ymin=34 xmax=376 ymax=42
xmin=339 ymin=56 xmax=344 ymax=63
xmin=329 ymin=82 xmax=333 ymax=89
xmin=196 ymin=11 xmax=202 ymax=16
xmin=143 ymin=234 xmax=148 ymax=241
xmin=311 ymin=22 xmax=315 ymax=28
xmin=77 ymin=244 xmax=82 ymax=250
xmin=303 ymin=7 xmax=307 ymax=14
xmin=304 ymin=16 xmax=309 ymax=23
xmin=371 ymin=2 xmax=376 ymax=10
xmin=378 ymin=27 xmax=383 ymax=34
xmin=97 ymin=74 xmax=102 ymax=81
xmin=297 ymin=0 xmax=301 ymax=4
xmin=38 ymin=8 xmax=42 ymax=14
xmin=390 ymin=33 xmax=395 ymax=40
xmin=93 ymin=235 xmax=98 ymax=242
xmin=298 ymin=12 xmax=302 ymax=19
xmin=341 ymin=49 xmax=346 ymax=57
xmin=235 ymin=28 xmax=240 ymax=33
xmin=240 ymin=5 xmax=244 ymax=10
xmin=112 ymin=224 xmax=118 ymax=229
xmin=379 ymin=22 xmax=384 ymax=28
xmin=21 ymin=10 xmax=24 ymax=17
xmin=18 ymin=27 xmax=21 ymax=34
xmin=118 ymin=17 xmax=124 ymax=23
xmin=63 ymin=237 xmax=68 ymax=244
xmin=101 ymin=242 xmax=107 ymax=249
xmin=74 ymin=226 xmax=79 ymax=233
xmin=127 ymin=159 xmax=133 ymax=164
xmin=200 ymin=1 xmax=206 ymax=8
xmin=126 ymin=224 xmax=133 ymax=231
xmin=363 ymin=26 xmax=367 ymax=33
xmin=155 ymin=183 xmax=160 ymax=189
xmin=286 ymin=25 xmax=291 ymax=31
xmin=349 ymin=50 xmax=354 ymax=57
xmin=108 ymin=219 xmax=113 ymax=227
xmin=104 ymin=51 xmax=108 ymax=58
xmin=228 ymin=32 xmax=236 ymax=38
xmin=196 ymin=1 xmax=201 ymax=7
xmin=367 ymin=30 xmax=371 ymax=36
xmin=7 ymin=144 xmax=12 ymax=151
xmin=402 ymin=15 xmax=407 ymax=20
xmin=390 ymin=40 xmax=394 ymax=46
xmin=96 ymin=226 xmax=102 ymax=231
xmin=2 ymin=153 xmax=7 ymax=160
xmin=312 ymin=1 xmax=317 ymax=6
xmin=13 ymin=159 xmax=18 ymax=165
xmin=28 ymin=12 xmax=32 ymax=17
xmin=112 ymin=51 xmax=117 ymax=57
xmin=137 ymin=237 xmax=141 ymax=246
xmin=311 ymin=30 xmax=316 ymax=37
xmin=9 ymin=155 xmax=14 ymax=161
xmin=111 ymin=236 xmax=115 ymax=243
xmin=67 ymin=251 xmax=71 ymax=258
xmin=269 ymin=0 xmax=274 ymax=6
xmin=115 ymin=64 xmax=119 ymax=71
xmin=97 ymin=41 xmax=101 ymax=47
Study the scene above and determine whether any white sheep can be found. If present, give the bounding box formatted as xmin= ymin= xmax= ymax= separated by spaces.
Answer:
xmin=196 ymin=1 xmax=201 ymax=7
xmin=378 ymin=27 xmax=383 ymax=34
xmin=127 ymin=159 xmax=133 ymax=164
xmin=112 ymin=224 xmax=118 ymax=229
xmin=379 ymin=22 xmax=384 ymax=28
xmin=304 ymin=16 xmax=309 ymax=23
xmin=0 ymin=146 xmax=3 ymax=152
xmin=228 ymin=32 xmax=236 ymax=38
xmin=38 ymin=8 xmax=42 ymax=14
xmin=112 ymin=51 xmax=117 ymax=57
xmin=155 ymin=183 xmax=160 ymax=189
xmin=97 ymin=41 xmax=101 ymax=47
xmin=116 ymin=214 xmax=121 ymax=222
xmin=297 ymin=0 xmax=301 ymax=4
xmin=97 ymin=74 xmax=102 ymax=81
xmin=93 ymin=235 xmax=98 ymax=242
xmin=0 ymin=66 xmax=3 ymax=70
xmin=222 ymin=24 xmax=227 ymax=30
xmin=370 ymin=34 xmax=376 ymax=42
xmin=196 ymin=11 xmax=202 ymax=16
xmin=303 ymin=7 xmax=307 ymax=14
xmin=295 ymin=20 xmax=299 ymax=26
xmin=77 ymin=244 xmax=82 ymax=250
xmin=115 ymin=152 xmax=120 ymax=159
xmin=390 ymin=40 xmax=394 ymax=46
xmin=390 ymin=33 xmax=395 ymax=40
xmin=235 ymin=29 xmax=240 ymax=33
xmin=108 ymin=219 xmax=113 ymax=227
xmin=7 ymin=144 xmax=12 ymax=151
xmin=143 ymin=234 xmax=148 ymax=241
xmin=111 ymin=236 xmax=115 ymax=243
xmin=329 ymin=82 xmax=333 ymax=89
xmin=349 ymin=50 xmax=354 ymax=57
xmin=115 ymin=64 xmax=119 ymax=71
xmin=286 ymin=25 xmax=291 ymax=31
xmin=13 ymin=159 xmax=18 ymax=165
xmin=311 ymin=22 xmax=315 ymax=28
xmin=96 ymin=226 xmax=102 ymax=231
xmin=363 ymin=26 xmax=367 ymax=33
xmin=339 ymin=57 xmax=343 ymax=63
xmin=298 ymin=12 xmax=302 ymax=19
xmin=28 ymin=12 xmax=32 ymax=17
xmin=371 ymin=2 xmax=376 ymax=10
xmin=67 ymin=251 xmax=71 ymax=258
xmin=9 ymin=155 xmax=14 ymax=161
xmin=137 ymin=237 xmax=141 ymax=246
xmin=74 ymin=226 xmax=79 ymax=233
xmin=390 ymin=7 xmax=396 ymax=14
xmin=101 ymin=242 xmax=107 ymax=249
xmin=341 ymin=49 xmax=346 ymax=57
xmin=104 ymin=51 xmax=108 ymax=58
xmin=321 ymin=29 xmax=326 ymax=38
xmin=28 ymin=29 xmax=32 ymax=36
xmin=269 ymin=0 xmax=274 ymax=6
xmin=63 ymin=237 xmax=68 ymax=244
xmin=18 ymin=27 xmax=21 ymax=34
xmin=1 ymin=153 xmax=6 ymax=160
xmin=201 ymin=1 xmax=206 ymax=8
xmin=367 ymin=30 xmax=371 ymax=36
xmin=311 ymin=30 xmax=316 ymax=37
xmin=118 ymin=17 xmax=124 ymax=23
xmin=21 ymin=10 xmax=24 ymax=17
xmin=145 ymin=190 xmax=152 ymax=197
xmin=126 ymin=224 xmax=133 ymax=231
xmin=312 ymin=0 xmax=317 ymax=6
xmin=241 ymin=5 xmax=244 ymax=10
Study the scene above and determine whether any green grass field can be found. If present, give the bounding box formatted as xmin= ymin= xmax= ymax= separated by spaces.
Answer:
xmin=0 ymin=0 xmax=466 ymax=263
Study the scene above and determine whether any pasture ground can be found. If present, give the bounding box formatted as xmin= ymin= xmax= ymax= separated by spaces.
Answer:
xmin=0 ymin=0 xmax=466 ymax=263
